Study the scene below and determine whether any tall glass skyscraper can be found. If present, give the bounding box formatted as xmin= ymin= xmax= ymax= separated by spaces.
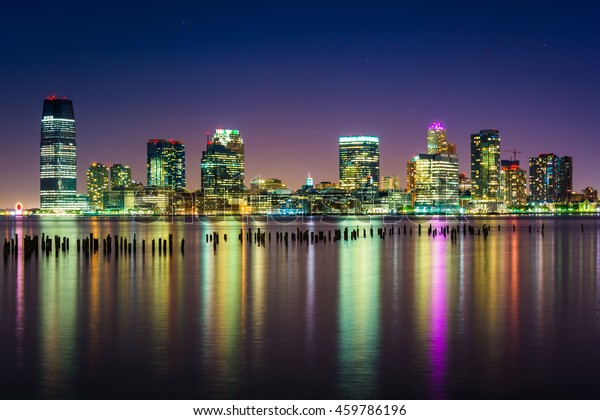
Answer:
xmin=470 ymin=129 xmax=501 ymax=210
xmin=40 ymin=96 xmax=81 ymax=210
xmin=146 ymin=139 xmax=186 ymax=190
xmin=200 ymin=129 xmax=245 ymax=198
xmin=529 ymin=153 xmax=573 ymax=203
xmin=339 ymin=136 xmax=380 ymax=190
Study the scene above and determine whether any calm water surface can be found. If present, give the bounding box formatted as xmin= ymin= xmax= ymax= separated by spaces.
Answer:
xmin=1 ymin=216 xmax=600 ymax=399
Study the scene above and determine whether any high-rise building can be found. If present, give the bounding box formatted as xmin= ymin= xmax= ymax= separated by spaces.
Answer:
xmin=87 ymin=163 xmax=110 ymax=210
xmin=339 ymin=135 xmax=380 ymax=190
xmin=380 ymin=176 xmax=401 ymax=191
xmin=110 ymin=164 xmax=132 ymax=189
xmin=409 ymin=123 xmax=459 ymax=212
xmin=500 ymin=160 xmax=527 ymax=207
xmin=529 ymin=153 xmax=573 ymax=203
xmin=201 ymin=129 xmax=245 ymax=198
xmin=427 ymin=122 xmax=456 ymax=154
xmin=411 ymin=153 xmax=459 ymax=212
xmin=470 ymin=129 xmax=501 ymax=209
xmin=40 ymin=96 xmax=83 ymax=210
xmin=146 ymin=139 xmax=186 ymax=190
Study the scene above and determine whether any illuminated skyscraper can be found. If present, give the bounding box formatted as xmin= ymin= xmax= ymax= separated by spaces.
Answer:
xmin=201 ymin=129 xmax=245 ymax=198
xmin=40 ymin=96 xmax=81 ymax=210
xmin=470 ymin=129 xmax=501 ymax=209
xmin=110 ymin=164 xmax=132 ymax=189
xmin=500 ymin=160 xmax=527 ymax=207
xmin=427 ymin=122 xmax=456 ymax=154
xmin=411 ymin=153 xmax=459 ymax=212
xmin=146 ymin=139 xmax=186 ymax=190
xmin=409 ymin=123 xmax=459 ymax=212
xmin=87 ymin=163 xmax=110 ymax=210
xmin=529 ymin=153 xmax=573 ymax=203
xmin=339 ymin=135 xmax=380 ymax=190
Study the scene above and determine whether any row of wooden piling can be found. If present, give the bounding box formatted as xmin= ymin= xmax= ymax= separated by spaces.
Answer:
xmin=2 ymin=222 xmax=591 ymax=259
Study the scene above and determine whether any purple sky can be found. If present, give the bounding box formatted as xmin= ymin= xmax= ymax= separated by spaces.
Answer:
xmin=0 ymin=1 xmax=598 ymax=208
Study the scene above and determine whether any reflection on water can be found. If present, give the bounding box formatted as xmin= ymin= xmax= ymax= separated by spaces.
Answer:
xmin=337 ymin=238 xmax=380 ymax=398
xmin=2 ymin=216 xmax=600 ymax=399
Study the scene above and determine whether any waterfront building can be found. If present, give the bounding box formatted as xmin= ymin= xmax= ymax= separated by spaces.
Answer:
xmin=40 ymin=96 xmax=86 ymax=211
xmin=111 ymin=164 xmax=132 ymax=189
xmin=147 ymin=139 xmax=186 ymax=190
xmin=500 ymin=160 xmax=527 ymax=207
xmin=339 ymin=135 xmax=380 ymax=190
xmin=529 ymin=153 xmax=573 ymax=203
xmin=102 ymin=187 xmax=136 ymax=212
xmin=470 ymin=129 xmax=501 ymax=211
xmin=86 ymin=163 xmax=110 ymax=211
xmin=411 ymin=153 xmax=459 ymax=212
xmin=200 ymin=129 xmax=245 ymax=199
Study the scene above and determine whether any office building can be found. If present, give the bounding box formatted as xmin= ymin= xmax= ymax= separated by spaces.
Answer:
xmin=200 ymin=129 xmax=245 ymax=198
xmin=411 ymin=153 xmax=459 ymax=212
xmin=339 ymin=135 xmax=380 ymax=190
xmin=111 ymin=164 xmax=132 ymax=189
xmin=529 ymin=153 xmax=573 ymax=203
xmin=147 ymin=139 xmax=186 ymax=190
xmin=40 ymin=96 xmax=85 ymax=210
xmin=87 ymin=163 xmax=110 ymax=210
xmin=470 ymin=129 xmax=501 ymax=210
xmin=427 ymin=121 xmax=456 ymax=154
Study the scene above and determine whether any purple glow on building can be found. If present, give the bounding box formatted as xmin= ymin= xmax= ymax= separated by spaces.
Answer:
xmin=428 ymin=121 xmax=445 ymax=131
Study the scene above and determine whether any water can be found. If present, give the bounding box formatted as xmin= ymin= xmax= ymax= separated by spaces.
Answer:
xmin=2 ymin=215 xmax=600 ymax=399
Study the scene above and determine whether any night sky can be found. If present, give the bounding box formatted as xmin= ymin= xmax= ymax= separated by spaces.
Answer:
xmin=0 ymin=1 xmax=598 ymax=208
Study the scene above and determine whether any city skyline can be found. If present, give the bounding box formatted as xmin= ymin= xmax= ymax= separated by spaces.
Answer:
xmin=1 ymin=2 xmax=599 ymax=208
xmin=28 ymin=96 xmax=592 ymax=215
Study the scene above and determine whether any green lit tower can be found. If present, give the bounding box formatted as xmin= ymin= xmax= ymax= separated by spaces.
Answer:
xmin=87 ymin=162 xmax=110 ymax=211
xmin=146 ymin=139 xmax=186 ymax=190
xmin=200 ymin=129 xmax=245 ymax=198
xmin=339 ymin=135 xmax=380 ymax=190
xmin=470 ymin=129 xmax=501 ymax=211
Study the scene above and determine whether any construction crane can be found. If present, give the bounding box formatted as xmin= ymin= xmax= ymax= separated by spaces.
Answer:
xmin=502 ymin=148 xmax=522 ymax=161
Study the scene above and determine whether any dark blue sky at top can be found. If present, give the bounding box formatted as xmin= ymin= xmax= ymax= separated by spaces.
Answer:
xmin=0 ymin=0 xmax=598 ymax=207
